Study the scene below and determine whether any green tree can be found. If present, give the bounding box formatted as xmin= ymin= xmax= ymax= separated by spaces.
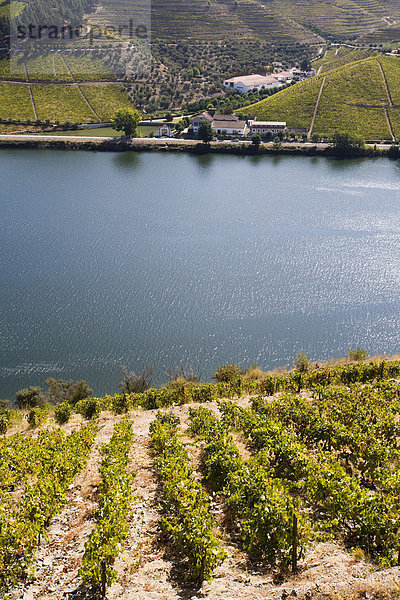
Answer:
xmin=113 ymin=107 xmax=142 ymax=138
xmin=198 ymin=120 xmax=213 ymax=143
xmin=331 ymin=132 xmax=365 ymax=156
xmin=16 ymin=386 xmax=43 ymax=409
xmin=251 ymin=133 xmax=262 ymax=147
xmin=293 ymin=351 xmax=310 ymax=373
xmin=213 ymin=363 xmax=242 ymax=383
xmin=45 ymin=378 xmax=93 ymax=406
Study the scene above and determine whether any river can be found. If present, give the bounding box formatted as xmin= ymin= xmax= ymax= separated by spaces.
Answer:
xmin=1 ymin=149 xmax=400 ymax=399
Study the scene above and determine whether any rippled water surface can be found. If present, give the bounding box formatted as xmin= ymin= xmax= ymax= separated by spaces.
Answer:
xmin=1 ymin=150 xmax=400 ymax=399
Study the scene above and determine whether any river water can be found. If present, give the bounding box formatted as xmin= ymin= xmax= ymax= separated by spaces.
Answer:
xmin=1 ymin=149 xmax=400 ymax=399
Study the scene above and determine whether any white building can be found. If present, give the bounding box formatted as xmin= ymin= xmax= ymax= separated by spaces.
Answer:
xmin=191 ymin=109 xmax=248 ymax=137
xmin=249 ymin=121 xmax=287 ymax=136
xmin=223 ymin=74 xmax=284 ymax=94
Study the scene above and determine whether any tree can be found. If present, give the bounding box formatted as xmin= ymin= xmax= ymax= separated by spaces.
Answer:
xmin=16 ymin=386 xmax=43 ymax=409
xmin=198 ymin=120 xmax=213 ymax=143
xmin=45 ymin=378 xmax=93 ymax=405
xmin=213 ymin=363 xmax=242 ymax=383
xmin=300 ymin=58 xmax=311 ymax=71
xmin=251 ymin=133 xmax=262 ymax=147
xmin=331 ymin=132 xmax=365 ymax=156
xmin=119 ymin=365 xmax=153 ymax=394
xmin=113 ymin=107 xmax=142 ymax=138
xmin=293 ymin=352 xmax=310 ymax=373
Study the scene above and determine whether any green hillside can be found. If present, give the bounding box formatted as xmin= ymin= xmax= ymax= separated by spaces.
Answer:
xmin=0 ymin=81 xmax=133 ymax=124
xmin=242 ymin=55 xmax=400 ymax=141
xmin=313 ymin=46 xmax=377 ymax=74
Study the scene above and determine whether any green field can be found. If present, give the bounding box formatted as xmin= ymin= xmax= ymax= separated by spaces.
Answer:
xmin=242 ymin=76 xmax=323 ymax=130
xmin=0 ymin=81 xmax=133 ymax=123
xmin=31 ymin=85 xmax=98 ymax=123
xmin=377 ymin=55 xmax=400 ymax=105
xmin=62 ymin=54 xmax=116 ymax=81
xmin=0 ymin=83 xmax=35 ymax=120
xmin=24 ymin=54 xmax=73 ymax=82
xmin=243 ymin=56 xmax=400 ymax=140
xmin=79 ymin=85 xmax=133 ymax=121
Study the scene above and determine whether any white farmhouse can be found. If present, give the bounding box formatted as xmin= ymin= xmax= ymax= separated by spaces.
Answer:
xmin=192 ymin=109 xmax=249 ymax=137
xmin=223 ymin=74 xmax=283 ymax=94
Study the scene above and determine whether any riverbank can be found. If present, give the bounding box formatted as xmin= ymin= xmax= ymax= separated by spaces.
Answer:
xmin=0 ymin=134 xmax=396 ymax=157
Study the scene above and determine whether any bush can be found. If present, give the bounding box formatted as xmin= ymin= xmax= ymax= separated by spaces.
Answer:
xmin=119 ymin=365 xmax=153 ymax=394
xmin=76 ymin=398 xmax=100 ymax=420
xmin=348 ymin=348 xmax=369 ymax=361
xmin=27 ymin=406 xmax=47 ymax=429
xmin=16 ymin=386 xmax=43 ymax=409
xmin=54 ymin=402 xmax=72 ymax=425
xmin=293 ymin=352 xmax=310 ymax=373
xmin=0 ymin=411 xmax=10 ymax=435
xmin=213 ymin=363 xmax=242 ymax=383
xmin=187 ymin=407 xmax=217 ymax=436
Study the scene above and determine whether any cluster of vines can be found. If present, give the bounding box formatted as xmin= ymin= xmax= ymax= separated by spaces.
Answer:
xmin=0 ymin=422 xmax=99 ymax=592
xmin=80 ymin=417 xmax=134 ymax=596
xmin=187 ymin=412 xmax=309 ymax=571
xmin=217 ymin=381 xmax=400 ymax=566
xmin=149 ymin=412 xmax=226 ymax=582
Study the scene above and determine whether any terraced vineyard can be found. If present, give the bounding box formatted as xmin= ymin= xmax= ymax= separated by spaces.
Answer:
xmin=89 ymin=0 xmax=400 ymax=43
xmin=243 ymin=55 xmax=400 ymax=140
xmin=313 ymin=46 xmax=377 ymax=74
xmin=2 ymin=358 xmax=400 ymax=599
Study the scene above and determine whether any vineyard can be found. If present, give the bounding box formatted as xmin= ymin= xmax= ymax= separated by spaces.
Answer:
xmin=2 ymin=358 xmax=400 ymax=599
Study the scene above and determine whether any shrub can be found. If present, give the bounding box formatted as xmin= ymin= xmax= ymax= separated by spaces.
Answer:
xmin=16 ymin=386 xmax=43 ymax=409
xmin=27 ymin=406 xmax=47 ymax=429
xmin=119 ymin=365 xmax=153 ymax=394
xmin=187 ymin=407 xmax=217 ymax=436
xmin=111 ymin=393 xmax=133 ymax=414
xmin=348 ymin=348 xmax=369 ymax=361
xmin=293 ymin=352 xmax=310 ymax=373
xmin=213 ymin=363 xmax=242 ymax=383
xmin=76 ymin=398 xmax=100 ymax=420
xmin=54 ymin=402 xmax=72 ymax=425
xmin=0 ymin=411 xmax=10 ymax=434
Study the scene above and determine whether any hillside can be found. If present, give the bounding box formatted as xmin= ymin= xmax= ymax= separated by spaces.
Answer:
xmin=242 ymin=54 xmax=400 ymax=141
xmin=2 ymin=359 xmax=400 ymax=599
xmin=88 ymin=0 xmax=400 ymax=43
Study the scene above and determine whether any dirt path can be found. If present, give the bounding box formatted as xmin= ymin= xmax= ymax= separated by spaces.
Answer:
xmin=376 ymin=59 xmax=395 ymax=141
xmin=308 ymin=76 xmax=326 ymax=139
xmin=76 ymin=86 xmax=101 ymax=122
xmin=28 ymin=85 xmax=38 ymax=120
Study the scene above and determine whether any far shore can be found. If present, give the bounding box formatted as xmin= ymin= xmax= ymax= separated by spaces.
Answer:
xmin=0 ymin=134 xmax=397 ymax=158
